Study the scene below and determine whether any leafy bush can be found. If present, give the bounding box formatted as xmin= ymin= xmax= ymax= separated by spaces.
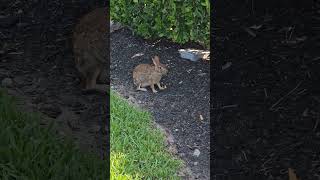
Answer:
xmin=111 ymin=0 xmax=210 ymax=48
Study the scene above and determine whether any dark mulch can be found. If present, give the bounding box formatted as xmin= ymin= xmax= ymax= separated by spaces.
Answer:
xmin=111 ymin=28 xmax=210 ymax=179
xmin=213 ymin=1 xmax=320 ymax=180
xmin=0 ymin=0 xmax=108 ymax=158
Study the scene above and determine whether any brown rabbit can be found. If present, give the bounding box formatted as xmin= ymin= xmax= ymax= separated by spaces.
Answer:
xmin=133 ymin=56 xmax=168 ymax=93
xmin=72 ymin=7 xmax=109 ymax=93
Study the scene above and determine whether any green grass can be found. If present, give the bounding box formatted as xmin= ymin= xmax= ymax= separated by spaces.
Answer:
xmin=110 ymin=91 xmax=182 ymax=179
xmin=0 ymin=89 xmax=108 ymax=180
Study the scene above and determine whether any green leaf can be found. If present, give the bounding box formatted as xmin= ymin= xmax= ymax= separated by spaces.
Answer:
xmin=110 ymin=0 xmax=210 ymax=48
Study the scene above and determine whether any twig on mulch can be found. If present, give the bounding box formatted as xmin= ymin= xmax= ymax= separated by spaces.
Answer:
xmin=212 ymin=104 xmax=238 ymax=111
xmin=242 ymin=26 xmax=257 ymax=37
xmin=269 ymin=81 xmax=303 ymax=111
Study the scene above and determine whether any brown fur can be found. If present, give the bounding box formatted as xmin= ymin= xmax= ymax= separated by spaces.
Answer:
xmin=133 ymin=56 xmax=168 ymax=93
xmin=73 ymin=7 xmax=109 ymax=93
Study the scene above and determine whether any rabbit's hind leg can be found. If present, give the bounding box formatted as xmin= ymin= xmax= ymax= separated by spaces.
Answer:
xmin=136 ymin=84 xmax=147 ymax=92
xmin=84 ymin=68 xmax=100 ymax=90
xmin=82 ymin=67 xmax=109 ymax=94
xmin=150 ymin=84 xmax=158 ymax=93
xmin=156 ymin=83 xmax=166 ymax=90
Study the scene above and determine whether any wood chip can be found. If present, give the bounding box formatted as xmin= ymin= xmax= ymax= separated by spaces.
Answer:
xmin=222 ymin=62 xmax=232 ymax=70
xmin=249 ymin=24 xmax=262 ymax=30
xmin=242 ymin=26 xmax=256 ymax=37
xmin=199 ymin=114 xmax=204 ymax=121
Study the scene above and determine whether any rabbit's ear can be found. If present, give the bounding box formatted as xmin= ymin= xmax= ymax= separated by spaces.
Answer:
xmin=152 ymin=57 xmax=157 ymax=66
xmin=152 ymin=56 xmax=160 ymax=66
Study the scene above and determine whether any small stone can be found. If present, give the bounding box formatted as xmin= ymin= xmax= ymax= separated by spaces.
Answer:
xmin=193 ymin=162 xmax=198 ymax=166
xmin=175 ymin=129 xmax=179 ymax=132
xmin=193 ymin=149 xmax=201 ymax=157
xmin=179 ymin=49 xmax=210 ymax=62
xmin=199 ymin=114 xmax=204 ymax=121
xmin=166 ymin=133 xmax=175 ymax=144
xmin=168 ymin=146 xmax=178 ymax=154
xmin=2 ymin=78 xmax=13 ymax=87
xmin=110 ymin=20 xmax=123 ymax=33
xmin=178 ymin=49 xmax=201 ymax=62
xmin=177 ymin=166 xmax=195 ymax=179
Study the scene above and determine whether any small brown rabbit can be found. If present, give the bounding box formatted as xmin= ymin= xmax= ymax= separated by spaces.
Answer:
xmin=72 ymin=7 xmax=109 ymax=93
xmin=133 ymin=56 xmax=168 ymax=93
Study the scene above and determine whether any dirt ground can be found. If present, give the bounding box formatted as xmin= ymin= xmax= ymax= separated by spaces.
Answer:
xmin=0 ymin=0 xmax=108 ymax=158
xmin=110 ymin=28 xmax=210 ymax=179
xmin=213 ymin=1 xmax=320 ymax=179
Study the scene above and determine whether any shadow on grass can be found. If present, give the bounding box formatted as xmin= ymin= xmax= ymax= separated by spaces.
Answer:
xmin=0 ymin=89 xmax=108 ymax=179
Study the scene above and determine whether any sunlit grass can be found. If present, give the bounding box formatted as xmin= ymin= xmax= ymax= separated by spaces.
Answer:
xmin=110 ymin=91 xmax=182 ymax=179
